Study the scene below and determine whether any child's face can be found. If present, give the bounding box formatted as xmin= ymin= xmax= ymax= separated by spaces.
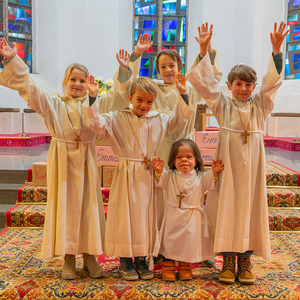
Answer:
xmin=157 ymin=54 xmax=179 ymax=85
xmin=128 ymin=90 xmax=155 ymax=117
xmin=174 ymin=145 xmax=196 ymax=173
xmin=66 ymin=69 xmax=87 ymax=98
xmin=227 ymin=77 xmax=256 ymax=102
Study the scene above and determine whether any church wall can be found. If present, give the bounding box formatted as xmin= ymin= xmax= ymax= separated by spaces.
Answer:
xmin=1 ymin=0 xmax=299 ymax=115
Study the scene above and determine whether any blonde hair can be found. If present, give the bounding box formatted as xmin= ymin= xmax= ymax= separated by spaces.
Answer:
xmin=130 ymin=76 xmax=157 ymax=97
xmin=62 ymin=63 xmax=89 ymax=96
xmin=227 ymin=64 xmax=257 ymax=85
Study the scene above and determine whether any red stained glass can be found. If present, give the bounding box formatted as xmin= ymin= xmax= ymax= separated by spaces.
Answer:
xmin=8 ymin=14 xmax=16 ymax=19
xmin=17 ymin=50 xmax=24 ymax=59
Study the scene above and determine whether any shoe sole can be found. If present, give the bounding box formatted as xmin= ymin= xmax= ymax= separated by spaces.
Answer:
xmin=179 ymin=277 xmax=192 ymax=280
xmin=218 ymin=276 xmax=235 ymax=283
xmin=162 ymin=277 xmax=176 ymax=281
xmin=238 ymin=277 xmax=255 ymax=285
xmin=61 ymin=274 xmax=76 ymax=280
xmin=119 ymin=272 xmax=139 ymax=281
xmin=139 ymin=275 xmax=154 ymax=280
xmin=83 ymin=265 xmax=104 ymax=278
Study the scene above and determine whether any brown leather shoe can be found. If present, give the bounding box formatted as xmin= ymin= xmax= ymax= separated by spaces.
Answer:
xmin=162 ymin=260 xmax=176 ymax=281
xmin=219 ymin=256 xmax=235 ymax=283
xmin=237 ymin=256 xmax=255 ymax=285
xmin=178 ymin=261 xmax=192 ymax=280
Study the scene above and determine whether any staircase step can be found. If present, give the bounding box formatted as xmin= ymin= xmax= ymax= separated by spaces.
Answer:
xmin=0 ymin=170 xmax=27 ymax=184
xmin=268 ymin=208 xmax=300 ymax=231
xmin=267 ymin=187 xmax=300 ymax=207
xmin=0 ymin=183 xmax=22 ymax=205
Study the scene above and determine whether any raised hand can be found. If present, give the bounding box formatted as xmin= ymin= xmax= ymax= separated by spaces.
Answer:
xmin=195 ymin=23 xmax=213 ymax=56
xmin=270 ymin=22 xmax=289 ymax=55
xmin=212 ymin=159 xmax=224 ymax=177
xmin=175 ymin=73 xmax=187 ymax=95
xmin=134 ymin=33 xmax=153 ymax=56
xmin=116 ymin=49 xmax=130 ymax=69
xmin=0 ymin=38 xmax=17 ymax=59
xmin=86 ymin=75 xmax=99 ymax=98
xmin=151 ymin=157 xmax=164 ymax=174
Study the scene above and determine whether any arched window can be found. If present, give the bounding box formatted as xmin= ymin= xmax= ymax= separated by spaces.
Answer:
xmin=0 ymin=0 xmax=32 ymax=72
xmin=134 ymin=0 xmax=187 ymax=79
xmin=286 ymin=0 xmax=300 ymax=79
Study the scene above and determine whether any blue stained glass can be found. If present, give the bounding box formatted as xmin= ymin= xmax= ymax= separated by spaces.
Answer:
xmin=295 ymin=73 xmax=300 ymax=78
xmin=181 ymin=56 xmax=185 ymax=64
xmin=8 ymin=24 xmax=20 ymax=30
xmin=297 ymin=44 xmax=300 ymax=49
xmin=182 ymin=30 xmax=186 ymax=42
xmin=139 ymin=68 xmax=149 ymax=77
xmin=169 ymin=20 xmax=177 ymax=29
xmin=292 ymin=53 xmax=300 ymax=62
xmin=163 ymin=3 xmax=176 ymax=15
xmin=294 ymin=62 xmax=300 ymax=70
xmin=181 ymin=0 xmax=187 ymax=10
xmin=19 ymin=0 xmax=29 ymax=4
xmin=149 ymin=4 xmax=156 ymax=14
xmin=290 ymin=45 xmax=296 ymax=50
xmin=288 ymin=0 xmax=290 ymax=4
xmin=145 ymin=0 xmax=152 ymax=2
xmin=163 ymin=20 xmax=170 ymax=29
xmin=143 ymin=6 xmax=150 ymax=14
xmin=285 ymin=63 xmax=290 ymax=76
xmin=287 ymin=32 xmax=290 ymax=42
xmin=135 ymin=2 xmax=141 ymax=8
xmin=162 ymin=29 xmax=169 ymax=41
xmin=144 ymin=20 xmax=156 ymax=28
xmin=28 ymin=54 xmax=32 ymax=61
xmin=135 ymin=31 xmax=138 ymax=41
xmin=141 ymin=58 xmax=149 ymax=68
xmin=293 ymin=0 xmax=300 ymax=6
xmin=135 ymin=22 xmax=139 ymax=29
xmin=294 ymin=26 xmax=300 ymax=40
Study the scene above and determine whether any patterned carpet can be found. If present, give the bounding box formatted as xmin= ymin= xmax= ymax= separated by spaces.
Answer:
xmin=1 ymin=229 xmax=300 ymax=299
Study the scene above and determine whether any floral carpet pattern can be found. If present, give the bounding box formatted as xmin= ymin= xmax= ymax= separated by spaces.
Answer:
xmin=1 ymin=229 xmax=300 ymax=299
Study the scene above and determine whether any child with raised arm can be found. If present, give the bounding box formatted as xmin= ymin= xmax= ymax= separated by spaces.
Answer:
xmin=151 ymin=139 xmax=224 ymax=281
xmin=82 ymin=76 xmax=193 ymax=281
xmin=0 ymin=38 xmax=135 ymax=280
xmin=186 ymin=22 xmax=289 ymax=284
xmin=130 ymin=24 xmax=222 ymax=267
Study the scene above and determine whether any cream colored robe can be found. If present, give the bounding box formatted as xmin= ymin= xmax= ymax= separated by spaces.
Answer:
xmin=129 ymin=52 xmax=222 ymax=165
xmin=186 ymin=53 xmax=283 ymax=260
xmin=155 ymin=169 xmax=216 ymax=263
xmin=0 ymin=55 xmax=132 ymax=259
xmin=82 ymin=96 xmax=193 ymax=258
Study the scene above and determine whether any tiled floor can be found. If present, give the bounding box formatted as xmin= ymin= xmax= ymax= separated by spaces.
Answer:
xmin=0 ymin=144 xmax=300 ymax=173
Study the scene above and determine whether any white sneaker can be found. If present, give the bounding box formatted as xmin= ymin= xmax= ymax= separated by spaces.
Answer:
xmin=62 ymin=254 xmax=76 ymax=280
xmin=83 ymin=253 xmax=104 ymax=278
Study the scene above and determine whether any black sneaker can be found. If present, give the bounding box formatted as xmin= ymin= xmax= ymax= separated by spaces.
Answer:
xmin=135 ymin=257 xmax=154 ymax=280
xmin=119 ymin=261 xmax=139 ymax=281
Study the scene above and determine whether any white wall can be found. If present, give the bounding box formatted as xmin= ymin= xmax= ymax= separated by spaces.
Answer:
xmin=1 ymin=0 xmax=299 ymax=114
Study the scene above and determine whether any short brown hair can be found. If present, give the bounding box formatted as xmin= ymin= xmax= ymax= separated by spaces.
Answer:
xmin=168 ymin=139 xmax=204 ymax=173
xmin=156 ymin=49 xmax=183 ymax=74
xmin=227 ymin=64 xmax=257 ymax=85
xmin=62 ymin=63 xmax=89 ymax=96
xmin=130 ymin=76 xmax=157 ymax=97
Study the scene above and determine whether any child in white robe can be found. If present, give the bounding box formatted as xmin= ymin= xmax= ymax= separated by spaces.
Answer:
xmin=151 ymin=139 xmax=224 ymax=281
xmin=186 ymin=22 xmax=289 ymax=284
xmin=0 ymin=38 xmax=134 ymax=280
xmin=82 ymin=76 xmax=193 ymax=281
xmin=129 ymin=27 xmax=222 ymax=267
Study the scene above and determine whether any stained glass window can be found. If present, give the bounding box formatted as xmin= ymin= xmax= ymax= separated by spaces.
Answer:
xmin=134 ymin=0 xmax=187 ymax=79
xmin=286 ymin=0 xmax=300 ymax=79
xmin=0 ymin=0 xmax=32 ymax=72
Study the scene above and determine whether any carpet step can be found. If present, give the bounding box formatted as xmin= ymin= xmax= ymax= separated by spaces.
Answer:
xmin=268 ymin=208 xmax=300 ymax=231
xmin=6 ymin=204 xmax=108 ymax=228
xmin=267 ymin=187 xmax=300 ymax=207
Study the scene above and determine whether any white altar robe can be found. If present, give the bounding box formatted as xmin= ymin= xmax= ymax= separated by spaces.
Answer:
xmin=155 ymin=168 xmax=216 ymax=263
xmin=129 ymin=53 xmax=222 ymax=165
xmin=0 ymin=55 xmax=132 ymax=259
xmin=186 ymin=53 xmax=283 ymax=259
xmin=82 ymin=96 xmax=193 ymax=258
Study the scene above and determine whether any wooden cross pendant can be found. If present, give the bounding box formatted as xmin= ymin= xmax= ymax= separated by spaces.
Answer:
xmin=74 ymin=135 xmax=82 ymax=149
xmin=177 ymin=191 xmax=186 ymax=208
xmin=143 ymin=156 xmax=150 ymax=169
xmin=241 ymin=130 xmax=250 ymax=144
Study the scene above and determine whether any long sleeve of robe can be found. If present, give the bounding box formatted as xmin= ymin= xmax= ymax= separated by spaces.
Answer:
xmin=185 ymin=53 xmax=283 ymax=260
xmin=0 ymin=55 xmax=132 ymax=259
xmin=82 ymin=96 xmax=193 ymax=258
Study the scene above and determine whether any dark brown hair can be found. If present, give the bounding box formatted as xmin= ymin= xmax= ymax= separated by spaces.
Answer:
xmin=227 ymin=64 xmax=257 ymax=85
xmin=156 ymin=49 xmax=183 ymax=74
xmin=168 ymin=139 xmax=204 ymax=172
